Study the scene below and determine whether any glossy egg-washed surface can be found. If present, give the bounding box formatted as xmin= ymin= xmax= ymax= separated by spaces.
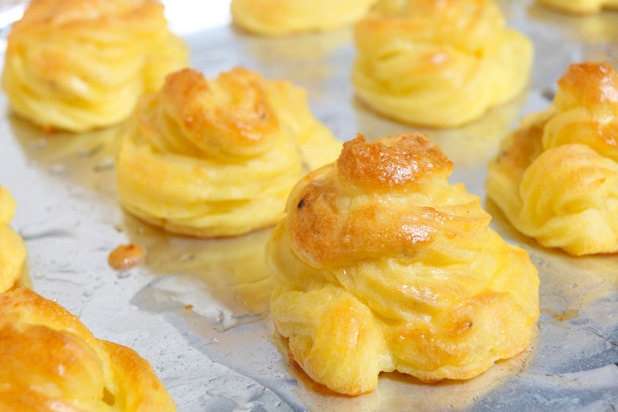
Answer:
xmin=0 ymin=0 xmax=616 ymax=410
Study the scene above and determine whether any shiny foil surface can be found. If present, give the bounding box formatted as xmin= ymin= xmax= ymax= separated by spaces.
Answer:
xmin=0 ymin=0 xmax=617 ymax=410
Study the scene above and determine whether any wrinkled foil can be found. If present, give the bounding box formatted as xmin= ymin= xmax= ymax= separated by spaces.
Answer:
xmin=0 ymin=0 xmax=616 ymax=411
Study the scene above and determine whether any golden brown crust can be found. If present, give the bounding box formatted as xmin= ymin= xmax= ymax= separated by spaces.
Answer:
xmin=268 ymin=132 xmax=539 ymax=394
xmin=159 ymin=68 xmax=279 ymax=157
xmin=0 ymin=288 xmax=175 ymax=411
xmin=337 ymin=133 xmax=453 ymax=190
xmin=487 ymin=62 xmax=618 ymax=255
xmin=555 ymin=62 xmax=618 ymax=111
xmin=287 ymin=134 xmax=488 ymax=267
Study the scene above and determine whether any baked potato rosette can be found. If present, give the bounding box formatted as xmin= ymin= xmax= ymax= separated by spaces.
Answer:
xmin=487 ymin=62 xmax=618 ymax=255
xmin=352 ymin=0 xmax=532 ymax=128
xmin=115 ymin=68 xmax=341 ymax=237
xmin=267 ymin=133 xmax=539 ymax=395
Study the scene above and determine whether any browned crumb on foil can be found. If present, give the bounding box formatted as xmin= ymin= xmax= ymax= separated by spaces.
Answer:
xmin=108 ymin=244 xmax=146 ymax=271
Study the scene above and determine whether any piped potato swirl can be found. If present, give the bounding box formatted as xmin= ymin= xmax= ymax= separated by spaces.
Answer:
xmin=352 ymin=0 xmax=532 ymax=128
xmin=268 ymin=133 xmax=539 ymax=395
xmin=487 ymin=62 xmax=618 ymax=255
xmin=2 ymin=0 xmax=187 ymax=132
xmin=115 ymin=67 xmax=341 ymax=237
xmin=0 ymin=288 xmax=175 ymax=411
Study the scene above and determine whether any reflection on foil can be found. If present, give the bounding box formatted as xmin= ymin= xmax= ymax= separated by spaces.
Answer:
xmin=128 ymin=228 xmax=306 ymax=412
xmin=124 ymin=217 xmax=273 ymax=316
xmin=353 ymin=92 xmax=528 ymax=168
xmin=527 ymin=2 xmax=618 ymax=46
xmin=238 ymin=27 xmax=353 ymax=89
xmin=20 ymin=225 xmax=74 ymax=240
xmin=9 ymin=115 xmax=119 ymax=198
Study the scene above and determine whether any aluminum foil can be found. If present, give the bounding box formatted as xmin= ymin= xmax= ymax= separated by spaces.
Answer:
xmin=0 ymin=0 xmax=617 ymax=410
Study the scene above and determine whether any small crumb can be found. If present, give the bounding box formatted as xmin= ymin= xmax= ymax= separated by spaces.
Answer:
xmin=114 ymin=225 xmax=123 ymax=233
xmin=108 ymin=244 xmax=146 ymax=271
xmin=554 ymin=309 xmax=579 ymax=322
xmin=185 ymin=304 xmax=194 ymax=310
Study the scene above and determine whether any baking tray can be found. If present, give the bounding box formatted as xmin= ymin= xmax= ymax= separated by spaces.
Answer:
xmin=0 ymin=0 xmax=617 ymax=410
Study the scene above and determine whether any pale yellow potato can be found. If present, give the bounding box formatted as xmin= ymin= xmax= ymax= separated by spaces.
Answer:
xmin=115 ymin=67 xmax=341 ymax=238
xmin=352 ymin=0 xmax=532 ymax=128
xmin=2 ymin=0 xmax=187 ymax=133
xmin=487 ymin=62 xmax=618 ymax=255
xmin=267 ymin=133 xmax=539 ymax=395
xmin=0 ymin=288 xmax=175 ymax=412
xmin=0 ymin=187 xmax=26 ymax=293
xmin=538 ymin=0 xmax=618 ymax=14
xmin=231 ymin=0 xmax=377 ymax=36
